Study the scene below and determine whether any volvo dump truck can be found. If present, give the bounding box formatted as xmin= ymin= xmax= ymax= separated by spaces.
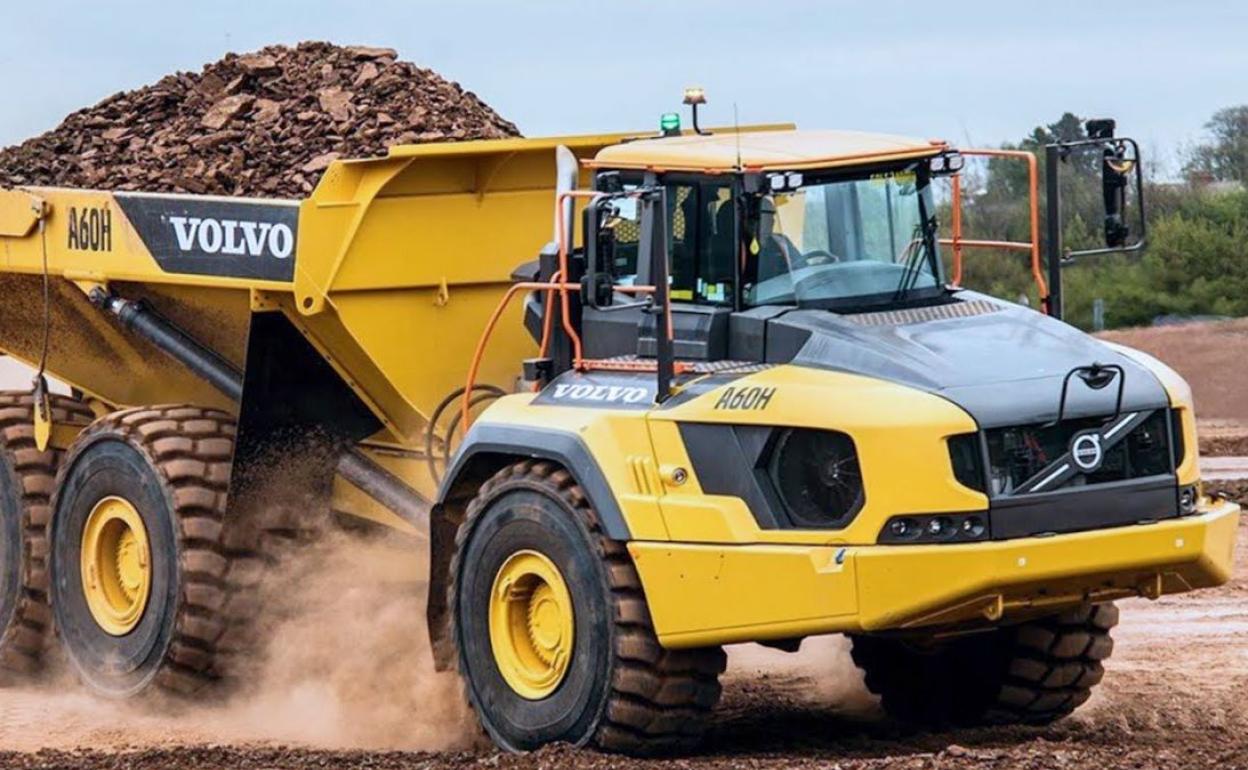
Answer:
xmin=0 ymin=95 xmax=1238 ymax=755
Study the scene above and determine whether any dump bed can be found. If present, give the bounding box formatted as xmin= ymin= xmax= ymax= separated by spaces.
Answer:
xmin=0 ymin=132 xmax=650 ymax=443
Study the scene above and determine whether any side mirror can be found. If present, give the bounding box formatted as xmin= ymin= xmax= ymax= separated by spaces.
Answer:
xmin=1042 ymin=119 xmax=1147 ymax=320
xmin=1100 ymin=146 xmax=1131 ymax=248
xmin=1087 ymin=118 xmax=1132 ymax=249
xmin=583 ymin=198 xmax=616 ymax=308
xmin=583 ymin=196 xmax=642 ymax=309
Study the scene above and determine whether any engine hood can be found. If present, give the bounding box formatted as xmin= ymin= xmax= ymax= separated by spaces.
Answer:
xmin=778 ymin=292 xmax=1171 ymax=428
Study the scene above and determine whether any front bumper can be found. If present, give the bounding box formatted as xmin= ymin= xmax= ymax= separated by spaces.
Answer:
xmin=630 ymin=497 xmax=1240 ymax=648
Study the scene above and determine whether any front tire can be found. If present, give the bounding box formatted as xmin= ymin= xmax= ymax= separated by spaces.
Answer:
xmin=451 ymin=461 xmax=725 ymax=755
xmin=851 ymin=602 xmax=1118 ymax=727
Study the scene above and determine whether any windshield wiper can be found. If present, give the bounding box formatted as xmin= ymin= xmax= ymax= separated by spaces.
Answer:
xmin=892 ymin=217 xmax=937 ymax=300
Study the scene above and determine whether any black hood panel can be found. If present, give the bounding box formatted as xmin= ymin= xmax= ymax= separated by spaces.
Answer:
xmin=779 ymin=292 xmax=1170 ymax=428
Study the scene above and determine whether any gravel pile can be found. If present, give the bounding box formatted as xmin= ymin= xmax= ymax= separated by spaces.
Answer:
xmin=0 ymin=42 xmax=519 ymax=198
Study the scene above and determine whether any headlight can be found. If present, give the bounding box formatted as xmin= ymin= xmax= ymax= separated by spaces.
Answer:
xmin=765 ymin=428 xmax=864 ymax=528
xmin=1178 ymin=483 xmax=1199 ymax=515
xmin=878 ymin=512 xmax=989 ymax=544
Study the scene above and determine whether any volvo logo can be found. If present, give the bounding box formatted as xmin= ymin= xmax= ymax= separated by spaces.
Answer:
xmin=1070 ymin=432 xmax=1104 ymax=472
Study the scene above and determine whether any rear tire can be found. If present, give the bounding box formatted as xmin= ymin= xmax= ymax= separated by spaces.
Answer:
xmin=451 ymin=460 xmax=726 ymax=755
xmin=851 ymin=602 xmax=1118 ymax=727
xmin=0 ymin=392 xmax=93 ymax=676
xmin=50 ymin=405 xmax=238 ymax=696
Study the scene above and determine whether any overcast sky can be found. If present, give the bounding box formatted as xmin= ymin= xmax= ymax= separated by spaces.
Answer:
xmin=1 ymin=1 xmax=1244 ymax=177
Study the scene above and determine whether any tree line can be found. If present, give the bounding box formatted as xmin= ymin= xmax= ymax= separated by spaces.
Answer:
xmin=944 ymin=108 xmax=1248 ymax=329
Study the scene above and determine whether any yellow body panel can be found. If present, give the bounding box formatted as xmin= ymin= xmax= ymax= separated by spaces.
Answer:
xmin=633 ymin=499 xmax=1238 ymax=647
xmin=473 ymin=358 xmax=1239 ymax=648
xmin=628 ymin=541 xmax=858 ymax=645
xmin=589 ymin=129 xmax=943 ymax=172
xmin=472 ymin=395 xmax=671 ymax=540
xmin=649 ymin=364 xmax=985 ymax=545
xmin=0 ymin=189 xmax=42 ymax=237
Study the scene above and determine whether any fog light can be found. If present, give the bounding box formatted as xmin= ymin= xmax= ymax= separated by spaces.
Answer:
xmin=962 ymin=516 xmax=987 ymax=538
xmin=879 ymin=512 xmax=990 ymax=544
xmin=890 ymin=518 xmax=916 ymax=538
xmin=1178 ymin=484 xmax=1199 ymax=515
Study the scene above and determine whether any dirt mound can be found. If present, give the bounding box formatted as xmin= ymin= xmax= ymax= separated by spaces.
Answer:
xmin=1201 ymin=433 xmax=1248 ymax=458
xmin=1208 ymin=479 xmax=1248 ymax=504
xmin=0 ymin=42 xmax=519 ymax=198
xmin=1098 ymin=319 xmax=1248 ymax=423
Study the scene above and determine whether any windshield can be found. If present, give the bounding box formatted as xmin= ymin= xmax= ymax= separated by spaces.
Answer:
xmin=743 ymin=166 xmax=942 ymax=309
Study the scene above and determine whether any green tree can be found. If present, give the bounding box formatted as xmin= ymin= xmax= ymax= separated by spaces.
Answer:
xmin=1182 ymin=106 xmax=1248 ymax=184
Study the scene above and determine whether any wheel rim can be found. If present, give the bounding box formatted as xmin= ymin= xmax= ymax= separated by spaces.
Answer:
xmin=80 ymin=496 xmax=151 ymax=636
xmin=488 ymin=549 xmax=574 ymax=700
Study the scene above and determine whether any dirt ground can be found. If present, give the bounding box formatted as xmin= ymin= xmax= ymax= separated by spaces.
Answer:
xmin=0 ymin=505 xmax=1245 ymax=770
xmin=1099 ymin=319 xmax=1248 ymax=455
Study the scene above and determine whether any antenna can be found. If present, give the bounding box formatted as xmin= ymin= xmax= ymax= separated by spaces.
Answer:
xmin=734 ymin=102 xmax=742 ymax=171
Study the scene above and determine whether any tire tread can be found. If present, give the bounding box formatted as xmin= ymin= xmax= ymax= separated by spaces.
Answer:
xmin=450 ymin=459 xmax=725 ymax=756
xmin=0 ymin=392 xmax=93 ymax=675
xmin=52 ymin=405 xmax=239 ymax=693
xmin=852 ymin=602 xmax=1118 ymax=728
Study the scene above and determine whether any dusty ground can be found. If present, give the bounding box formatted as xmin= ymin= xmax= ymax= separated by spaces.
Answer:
xmin=1099 ymin=318 xmax=1248 ymax=456
xmin=1 ymin=505 xmax=1246 ymax=770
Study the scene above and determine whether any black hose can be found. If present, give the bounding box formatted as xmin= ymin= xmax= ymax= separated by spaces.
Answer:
xmin=93 ymin=291 xmax=245 ymax=401
xmin=440 ymin=391 xmax=503 ymax=478
xmin=424 ymin=384 xmax=505 ymax=486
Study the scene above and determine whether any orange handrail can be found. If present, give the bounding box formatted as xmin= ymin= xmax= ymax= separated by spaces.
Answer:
xmin=945 ymin=148 xmax=1048 ymax=312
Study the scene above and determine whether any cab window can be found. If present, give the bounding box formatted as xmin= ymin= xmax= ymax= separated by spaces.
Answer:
xmin=597 ymin=178 xmax=736 ymax=306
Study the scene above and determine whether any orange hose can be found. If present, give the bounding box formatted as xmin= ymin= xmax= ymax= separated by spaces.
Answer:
xmin=538 ymin=269 xmax=563 ymax=359
xmin=462 ymin=280 xmax=571 ymax=430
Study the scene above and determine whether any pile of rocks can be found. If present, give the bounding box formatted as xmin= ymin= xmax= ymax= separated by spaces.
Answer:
xmin=0 ymin=42 xmax=520 ymax=198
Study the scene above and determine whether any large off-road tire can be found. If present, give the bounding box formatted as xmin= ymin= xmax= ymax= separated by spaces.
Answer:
xmin=49 ymin=405 xmax=242 ymax=696
xmin=0 ymin=392 xmax=93 ymax=675
xmin=851 ymin=602 xmax=1118 ymax=727
xmin=451 ymin=460 xmax=726 ymax=756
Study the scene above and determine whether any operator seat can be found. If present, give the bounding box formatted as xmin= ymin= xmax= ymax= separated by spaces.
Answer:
xmin=755 ymin=197 xmax=796 ymax=283
xmin=711 ymin=199 xmax=736 ymax=273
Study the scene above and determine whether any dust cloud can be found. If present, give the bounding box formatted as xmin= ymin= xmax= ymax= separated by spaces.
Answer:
xmin=0 ymin=529 xmax=478 ymax=753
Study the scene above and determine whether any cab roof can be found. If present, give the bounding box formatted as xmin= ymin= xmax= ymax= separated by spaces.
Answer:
xmin=587 ymin=129 xmax=947 ymax=173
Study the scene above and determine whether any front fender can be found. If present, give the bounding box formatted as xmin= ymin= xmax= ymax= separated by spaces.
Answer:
xmin=426 ymin=422 xmax=632 ymax=670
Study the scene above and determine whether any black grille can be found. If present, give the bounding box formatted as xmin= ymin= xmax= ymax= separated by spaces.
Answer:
xmin=948 ymin=433 xmax=986 ymax=493
xmin=985 ymin=410 xmax=1172 ymax=496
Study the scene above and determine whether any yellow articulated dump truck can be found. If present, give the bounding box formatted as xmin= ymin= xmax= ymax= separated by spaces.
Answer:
xmin=0 ymin=94 xmax=1238 ymax=755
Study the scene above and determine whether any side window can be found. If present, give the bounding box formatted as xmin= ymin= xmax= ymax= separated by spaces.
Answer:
xmin=697 ymin=186 xmax=734 ymax=304
xmin=672 ymin=182 xmax=734 ymax=306
xmin=607 ymin=200 xmax=641 ymax=284
xmin=595 ymin=176 xmax=735 ymax=305
xmin=668 ymin=185 xmax=697 ymax=301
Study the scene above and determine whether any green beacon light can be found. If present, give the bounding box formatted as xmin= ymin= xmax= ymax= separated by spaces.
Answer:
xmin=660 ymin=112 xmax=681 ymax=136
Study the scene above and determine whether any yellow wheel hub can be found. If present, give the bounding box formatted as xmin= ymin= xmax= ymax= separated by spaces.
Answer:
xmin=488 ymin=550 xmax=575 ymax=699
xmin=81 ymin=496 xmax=151 ymax=636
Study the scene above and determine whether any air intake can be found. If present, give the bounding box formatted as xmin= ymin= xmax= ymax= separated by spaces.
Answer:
xmin=845 ymin=299 xmax=1002 ymax=327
